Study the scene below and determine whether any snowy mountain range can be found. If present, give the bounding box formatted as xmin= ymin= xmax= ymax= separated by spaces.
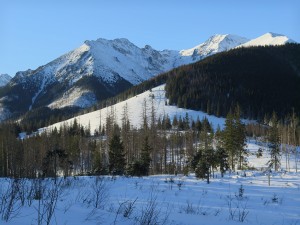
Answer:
xmin=0 ymin=74 xmax=12 ymax=87
xmin=0 ymin=32 xmax=296 ymax=121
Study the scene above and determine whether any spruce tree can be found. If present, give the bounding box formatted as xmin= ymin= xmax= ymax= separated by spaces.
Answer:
xmin=215 ymin=125 xmax=229 ymax=177
xmin=109 ymin=134 xmax=126 ymax=175
xmin=140 ymin=136 xmax=152 ymax=176
xmin=215 ymin=147 xmax=229 ymax=177
xmin=195 ymin=121 xmax=214 ymax=183
xmin=222 ymin=111 xmax=236 ymax=171
xmin=222 ymin=107 xmax=246 ymax=171
xmin=233 ymin=106 xmax=247 ymax=170
xmin=267 ymin=112 xmax=281 ymax=171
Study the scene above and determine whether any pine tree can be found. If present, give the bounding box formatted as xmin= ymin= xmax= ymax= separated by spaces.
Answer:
xmin=222 ymin=111 xmax=236 ymax=171
xmin=195 ymin=154 xmax=211 ymax=183
xmin=184 ymin=113 xmax=190 ymax=130
xmin=195 ymin=121 xmax=214 ymax=183
xmin=172 ymin=115 xmax=178 ymax=128
xmin=195 ymin=116 xmax=202 ymax=132
xmin=215 ymin=125 xmax=229 ymax=177
xmin=140 ymin=136 xmax=152 ymax=176
xmin=222 ymin=107 xmax=246 ymax=171
xmin=267 ymin=112 xmax=281 ymax=171
xmin=109 ymin=134 xmax=126 ymax=175
xmin=215 ymin=147 xmax=229 ymax=177
xmin=234 ymin=106 xmax=247 ymax=170
xmin=164 ymin=114 xmax=172 ymax=130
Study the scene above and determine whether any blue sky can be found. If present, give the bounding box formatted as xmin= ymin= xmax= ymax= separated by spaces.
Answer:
xmin=1 ymin=0 xmax=299 ymax=76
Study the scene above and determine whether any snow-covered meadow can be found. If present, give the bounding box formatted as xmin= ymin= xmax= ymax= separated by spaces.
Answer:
xmin=1 ymin=140 xmax=299 ymax=225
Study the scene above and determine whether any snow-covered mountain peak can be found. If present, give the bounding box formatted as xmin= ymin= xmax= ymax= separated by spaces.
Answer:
xmin=90 ymin=37 xmax=138 ymax=52
xmin=0 ymin=74 xmax=12 ymax=87
xmin=265 ymin=32 xmax=284 ymax=37
xmin=238 ymin=32 xmax=295 ymax=48
xmin=180 ymin=34 xmax=249 ymax=58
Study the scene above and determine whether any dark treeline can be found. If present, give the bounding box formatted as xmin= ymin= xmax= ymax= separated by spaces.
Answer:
xmin=165 ymin=44 xmax=300 ymax=120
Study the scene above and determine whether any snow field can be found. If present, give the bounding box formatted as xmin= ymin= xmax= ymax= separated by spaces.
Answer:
xmin=2 ymin=170 xmax=299 ymax=225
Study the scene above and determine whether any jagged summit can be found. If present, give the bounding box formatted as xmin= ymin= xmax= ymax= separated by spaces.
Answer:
xmin=180 ymin=34 xmax=249 ymax=59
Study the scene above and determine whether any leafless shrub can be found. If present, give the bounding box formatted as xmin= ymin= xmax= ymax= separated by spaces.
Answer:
xmin=177 ymin=179 xmax=184 ymax=190
xmin=113 ymin=197 xmax=138 ymax=224
xmin=27 ymin=178 xmax=46 ymax=207
xmin=179 ymin=200 xmax=209 ymax=216
xmin=0 ymin=179 xmax=22 ymax=222
xmin=78 ymin=176 xmax=109 ymax=210
xmin=35 ymin=179 xmax=64 ymax=225
xmin=134 ymin=186 xmax=169 ymax=225
xmin=226 ymin=194 xmax=249 ymax=222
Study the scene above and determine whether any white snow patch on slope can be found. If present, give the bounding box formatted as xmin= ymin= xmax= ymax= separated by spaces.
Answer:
xmin=49 ymin=87 xmax=97 ymax=109
xmin=238 ymin=32 xmax=295 ymax=48
xmin=40 ymin=84 xmax=227 ymax=135
xmin=29 ymin=74 xmax=47 ymax=110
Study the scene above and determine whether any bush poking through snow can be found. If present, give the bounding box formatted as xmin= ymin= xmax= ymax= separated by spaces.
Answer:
xmin=226 ymin=193 xmax=249 ymax=222
xmin=134 ymin=186 xmax=169 ymax=225
xmin=0 ymin=179 xmax=22 ymax=222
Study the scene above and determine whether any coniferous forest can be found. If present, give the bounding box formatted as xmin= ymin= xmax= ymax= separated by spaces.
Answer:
xmin=0 ymin=104 xmax=299 ymax=180
xmin=165 ymin=44 xmax=300 ymax=120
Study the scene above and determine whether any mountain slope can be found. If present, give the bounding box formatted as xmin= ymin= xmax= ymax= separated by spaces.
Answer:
xmin=165 ymin=44 xmax=300 ymax=119
xmin=0 ymin=74 xmax=12 ymax=87
xmin=24 ymin=44 xmax=300 ymax=134
xmin=38 ymin=84 xmax=226 ymax=136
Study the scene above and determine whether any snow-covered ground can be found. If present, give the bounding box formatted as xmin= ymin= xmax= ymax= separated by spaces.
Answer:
xmin=1 ymin=140 xmax=299 ymax=225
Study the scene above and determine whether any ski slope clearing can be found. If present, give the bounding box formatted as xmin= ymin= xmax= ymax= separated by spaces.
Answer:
xmin=39 ymin=84 xmax=227 ymax=135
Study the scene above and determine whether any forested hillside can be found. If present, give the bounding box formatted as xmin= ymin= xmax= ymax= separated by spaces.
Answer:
xmin=165 ymin=44 xmax=300 ymax=120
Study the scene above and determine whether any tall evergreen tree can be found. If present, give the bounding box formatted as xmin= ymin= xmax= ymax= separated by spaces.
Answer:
xmin=215 ymin=147 xmax=229 ymax=178
xmin=222 ymin=111 xmax=236 ymax=171
xmin=140 ymin=136 xmax=152 ymax=176
xmin=215 ymin=125 xmax=229 ymax=177
xmin=234 ymin=106 xmax=247 ymax=169
xmin=194 ymin=121 xmax=214 ymax=183
xmin=222 ymin=107 xmax=246 ymax=171
xmin=267 ymin=112 xmax=281 ymax=171
xmin=109 ymin=134 xmax=126 ymax=175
